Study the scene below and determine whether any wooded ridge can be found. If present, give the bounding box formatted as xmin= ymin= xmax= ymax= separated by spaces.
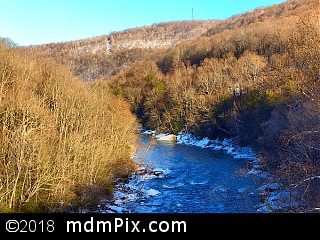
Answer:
xmin=0 ymin=0 xmax=318 ymax=213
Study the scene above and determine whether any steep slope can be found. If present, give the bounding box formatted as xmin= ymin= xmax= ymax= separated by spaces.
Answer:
xmin=26 ymin=20 xmax=218 ymax=80
xmin=105 ymin=0 xmax=320 ymax=213
xmin=17 ymin=0 xmax=320 ymax=213
xmin=205 ymin=0 xmax=316 ymax=36
xmin=30 ymin=20 xmax=219 ymax=55
xmin=25 ymin=0 xmax=317 ymax=81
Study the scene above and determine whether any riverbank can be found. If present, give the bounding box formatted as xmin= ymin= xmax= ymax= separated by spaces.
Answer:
xmin=91 ymin=129 xmax=292 ymax=213
xmin=149 ymin=130 xmax=305 ymax=213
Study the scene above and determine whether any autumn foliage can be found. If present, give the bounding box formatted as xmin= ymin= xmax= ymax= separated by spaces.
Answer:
xmin=0 ymin=39 xmax=138 ymax=212
xmin=107 ymin=1 xmax=319 ymax=212
xmin=4 ymin=0 xmax=320 ymax=212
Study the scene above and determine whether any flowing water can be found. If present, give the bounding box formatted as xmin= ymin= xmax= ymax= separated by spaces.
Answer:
xmin=114 ymin=135 xmax=263 ymax=213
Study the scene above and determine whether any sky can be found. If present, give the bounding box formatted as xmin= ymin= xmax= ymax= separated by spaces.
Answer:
xmin=0 ymin=0 xmax=287 ymax=46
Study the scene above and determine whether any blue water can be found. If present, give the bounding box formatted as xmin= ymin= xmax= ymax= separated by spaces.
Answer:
xmin=125 ymin=136 xmax=262 ymax=213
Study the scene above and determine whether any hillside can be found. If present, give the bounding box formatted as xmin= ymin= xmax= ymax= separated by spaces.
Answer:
xmin=0 ymin=38 xmax=139 ymax=213
xmin=31 ymin=20 xmax=219 ymax=55
xmin=25 ymin=0 xmax=318 ymax=81
xmin=4 ymin=0 xmax=319 ymax=213
xmin=204 ymin=0 xmax=316 ymax=36
xmin=105 ymin=0 xmax=320 ymax=212
xmin=27 ymin=20 xmax=219 ymax=80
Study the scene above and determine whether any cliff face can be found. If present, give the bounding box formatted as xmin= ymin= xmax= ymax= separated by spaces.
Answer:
xmin=24 ymin=20 xmax=219 ymax=80
xmin=107 ymin=22 xmax=217 ymax=52
xmin=28 ymin=20 xmax=219 ymax=56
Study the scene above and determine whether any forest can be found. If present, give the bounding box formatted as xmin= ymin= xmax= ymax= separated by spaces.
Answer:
xmin=107 ymin=0 xmax=319 ymax=212
xmin=0 ymin=0 xmax=319 ymax=212
xmin=0 ymin=39 xmax=139 ymax=212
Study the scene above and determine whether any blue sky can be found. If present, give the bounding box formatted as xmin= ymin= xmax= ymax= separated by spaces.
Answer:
xmin=0 ymin=0 xmax=286 ymax=46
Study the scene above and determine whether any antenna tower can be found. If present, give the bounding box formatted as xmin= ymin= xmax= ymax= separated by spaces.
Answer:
xmin=192 ymin=6 xmax=194 ymax=20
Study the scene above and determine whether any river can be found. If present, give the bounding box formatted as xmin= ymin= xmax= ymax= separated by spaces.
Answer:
xmin=101 ymin=134 xmax=265 ymax=213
